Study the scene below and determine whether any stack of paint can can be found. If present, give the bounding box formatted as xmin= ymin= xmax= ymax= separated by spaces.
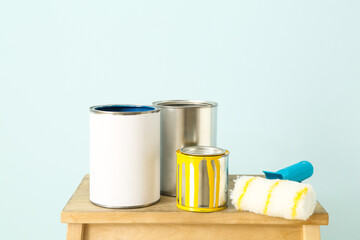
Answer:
xmin=89 ymin=100 xmax=229 ymax=212
xmin=153 ymin=100 xmax=229 ymax=212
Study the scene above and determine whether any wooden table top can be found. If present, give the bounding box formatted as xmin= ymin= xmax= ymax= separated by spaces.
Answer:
xmin=61 ymin=175 xmax=329 ymax=225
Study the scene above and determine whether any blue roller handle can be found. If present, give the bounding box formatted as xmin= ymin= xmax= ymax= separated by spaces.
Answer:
xmin=263 ymin=161 xmax=314 ymax=182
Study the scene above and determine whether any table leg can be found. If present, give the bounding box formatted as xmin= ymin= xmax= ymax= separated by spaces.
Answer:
xmin=302 ymin=225 xmax=320 ymax=240
xmin=67 ymin=223 xmax=84 ymax=240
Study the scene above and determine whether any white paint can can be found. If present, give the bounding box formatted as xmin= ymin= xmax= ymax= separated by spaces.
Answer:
xmin=89 ymin=104 xmax=160 ymax=208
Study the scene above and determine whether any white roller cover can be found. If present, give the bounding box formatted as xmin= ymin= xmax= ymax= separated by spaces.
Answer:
xmin=230 ymin=176 xmax=316 ymax=220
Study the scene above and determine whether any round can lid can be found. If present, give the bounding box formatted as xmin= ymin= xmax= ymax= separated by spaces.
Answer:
xmin=180 ymin=146 xmax=227 ymax=156
xmin=89 ymin=104 xmax=159 ymax=115
xmin=153 ymin=100 xmax=218 ymax=109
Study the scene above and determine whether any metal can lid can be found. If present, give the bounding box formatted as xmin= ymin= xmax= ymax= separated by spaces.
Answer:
xmin=180 ymin=146 xmax=227 ymax=156
xmin=153 ymin=100 xmax=218 ymax=109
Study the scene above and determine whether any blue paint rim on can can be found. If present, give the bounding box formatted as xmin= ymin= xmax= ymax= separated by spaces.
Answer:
xmin=90 ymin=104 xmax=160 ymax=115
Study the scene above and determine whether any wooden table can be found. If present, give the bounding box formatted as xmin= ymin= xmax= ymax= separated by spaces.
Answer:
xmin=61 ymin=175 xmax=329 ymax=240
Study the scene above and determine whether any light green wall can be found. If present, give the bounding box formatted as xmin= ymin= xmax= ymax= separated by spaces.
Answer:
xmin=1 ymin=0 xmax=359 ymax=239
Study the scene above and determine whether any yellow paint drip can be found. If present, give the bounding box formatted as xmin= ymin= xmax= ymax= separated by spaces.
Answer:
xmin=214 ymin=160 xmax=220 ymax=207
xmin=237 ymin=177 xmax=256 ymax=210
xmin=178 ymin=162 xmax=182 ymax=204
xmin=193 ymin=162 xmax=199 ymax=208
xmin=291 ymin=187 xmax=308 ymax=219
xmin=176 ymin=150 xmax=226 ymax=212
xmin=263 ymin=180 xmax=280 ymax=215
xmin=185 ymin=162 xmax=190 ymax=206
xmin=207 ymin=160 xmax=215 ymax=208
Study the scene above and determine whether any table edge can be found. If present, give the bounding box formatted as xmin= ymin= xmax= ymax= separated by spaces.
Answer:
xmin=61 ymin=174 xmax=329 ymax=226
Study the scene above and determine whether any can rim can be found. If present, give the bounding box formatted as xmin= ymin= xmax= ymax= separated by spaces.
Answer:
xmin=153 ymin=100 xmax=218 ymax=109
xmin=179 ymin=146 xmax=229 ymax=156
xmin=90 ymin=104 xmax=160 ymax=115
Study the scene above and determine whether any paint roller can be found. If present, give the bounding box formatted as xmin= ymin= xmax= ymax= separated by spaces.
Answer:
xmin=230 ymin=161 xmax=317 ymax=220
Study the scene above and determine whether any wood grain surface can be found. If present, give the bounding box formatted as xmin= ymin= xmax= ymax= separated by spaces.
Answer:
xmin=83 ymin=224 xmax=304 ymax=240
xmin=61 ymin=175 xmax=329 ymax=225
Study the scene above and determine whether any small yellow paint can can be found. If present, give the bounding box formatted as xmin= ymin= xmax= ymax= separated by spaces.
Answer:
xmin=176 ymin=146 xmax=229 ymax=212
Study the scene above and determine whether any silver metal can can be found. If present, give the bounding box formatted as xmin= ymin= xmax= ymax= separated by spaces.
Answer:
xmin=176 ymin=146 xmax=229 ymax=212
xmin=152 ymin=100 xmax=217 ymax=196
